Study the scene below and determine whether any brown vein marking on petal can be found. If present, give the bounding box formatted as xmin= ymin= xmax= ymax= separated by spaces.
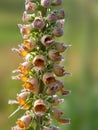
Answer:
xmin=34 ymin=59 xmax=45 ymax=67
xmin=46 ymin=77 xmax=56 ymax=85
xmin=34 ymin=104 xmax=47 ymax=113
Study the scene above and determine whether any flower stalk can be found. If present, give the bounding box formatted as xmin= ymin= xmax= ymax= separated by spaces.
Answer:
xmin=9 ymin=0 xmax=71 ymax=130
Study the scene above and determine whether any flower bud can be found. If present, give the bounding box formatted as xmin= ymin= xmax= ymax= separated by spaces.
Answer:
xmin=41 ymin=0 xmax=51 ymax=8
xmin=55 ymin=42 xmax=71 ymax=53
xmin=52 ymin=107 xmax=63 ymax=120
xmin=17 ymin=115 xmax=32 ymax=128
xmin=53 ymin=27 xmax=64 ymax=37
xmin=32 ymin=55 xmax=46 ymax=71
xmin=41 ymin=35 xmax=54 ymax=46
xmin=48 ymin=49 xmax=62 ymax=62
xmin=47 ymin=13 xmax=57 ymax=23
xmin=52 ymin=108 xmax=70 ymax=124
xmin=17 ymin=91 xmax=30 ymax=106
xmin=57 ymin=118 xmax=70 ymax=124
xmin=25 ymin=1 xmax=37 ymax=12
xmin=52 ymin=95 xmax=64 ymax=105
xmin=53 ymin=64 xmax=65 ymax=77
xmin=47 ymin=84 xmax=59 ymax=95
xmin=18 ymin=24 xmax=32 ymax=39
xmin=23 ymin=78 xmax=39 ymax=94
xmin=57 ymin=9 xmax=65 ymax=19
xmin=33 ymin=99 xmax=47 ymax=116
xmin=23 ymin=39 xmax=36 ymax=51
xmin=52 ymin=0 xmax=62 ymax=6
xmin=55 ymin=80 xmax=71 ymax=95
xmin=18 ymin=62 xmax=32 ymax=75
xmin=22 ymin=11 xmax=34 ymax=23
xmin=43 ymin=72 xmax=56 ymax=86
xmin=33 ymin=17 xmax=45 ymax=30
xmin=56 ymin=19 xmax=65 ymax=28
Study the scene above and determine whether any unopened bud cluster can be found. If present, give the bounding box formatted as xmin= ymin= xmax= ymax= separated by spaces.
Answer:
xmin=9 ymin=0 xmax=71 ymax=130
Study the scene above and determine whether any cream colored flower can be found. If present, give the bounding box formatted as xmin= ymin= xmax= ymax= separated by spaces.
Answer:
xmin=23 ymin=78 xmax=39 ymax=94
xmin=18 ymin=62 xmax=32 ymax=75
xmin=17 ymin=115 xmax=32 ymax=128
xmin=17 ymin=92 xmax=29 ymax=105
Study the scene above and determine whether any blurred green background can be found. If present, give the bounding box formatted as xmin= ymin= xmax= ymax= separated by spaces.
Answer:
xmin=0 ymin=0 xmax=98 ymax=130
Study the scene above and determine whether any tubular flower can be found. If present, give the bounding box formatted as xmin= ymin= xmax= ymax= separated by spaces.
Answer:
xmin=53 ymin=64 xmax=65 ymax=77
xmin=32 ymin=55 xmax=46 ymax=72
xmin=33 ymin=99 xmax=47 ymax=116
xmin=23 ymin=39 xmax=36 ymax=51
xmin=10 ymin=0 xmax=71 ymax=130
xmin=43 ymin=72 xmax=56 ymax=86
xmin=25 ymin=1 xmax=37 ymax=12
xmin=22 ymin=11 xmax=34 ymax=23
xmin=18 ymin=24 xmax=32 ymax=39
xmin=17 ymin=91 xmax=30 ymax=106
xmin=41 ymin=0 xmax=51 ymax=8
xmin=17 ymin=115 xmax=32 ymax=128
xmin=47 ymin=13 xmax=57 ymax=23
xmin=18 ymin=62 xmax=32 ymax=75
xmin=48 ymin=49 xmax=62 ymax=62
xmin=23 ymin=78 xmax=39 ymax=94
xmin=33 ymin=17 xmax=45 ymax=30
xmin=41 ymin=35 xmax=54 ymax=46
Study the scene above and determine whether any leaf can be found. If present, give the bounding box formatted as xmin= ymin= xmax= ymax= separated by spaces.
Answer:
xmin=8 ymin=106 xmax=21 ymax=118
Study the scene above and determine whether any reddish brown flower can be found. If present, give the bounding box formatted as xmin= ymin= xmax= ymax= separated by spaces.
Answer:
xmin=53 ymin=64 xmax=65 ymax=76
xmin=32 ymin=55 xmax=46 ymax=71
xmin=55 ymin=42 xmax=71 ymax=53
xmin=33 ymin=99 xmax=47 ymax=116
xmin=43 ymin=72 xmax=56 ymax=86
xmin=48 ymin=49 xmax=62 ymax=62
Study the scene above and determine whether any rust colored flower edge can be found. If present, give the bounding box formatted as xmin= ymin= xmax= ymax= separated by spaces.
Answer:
xmin=9 ymin=0 xmax=71 ymax=130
